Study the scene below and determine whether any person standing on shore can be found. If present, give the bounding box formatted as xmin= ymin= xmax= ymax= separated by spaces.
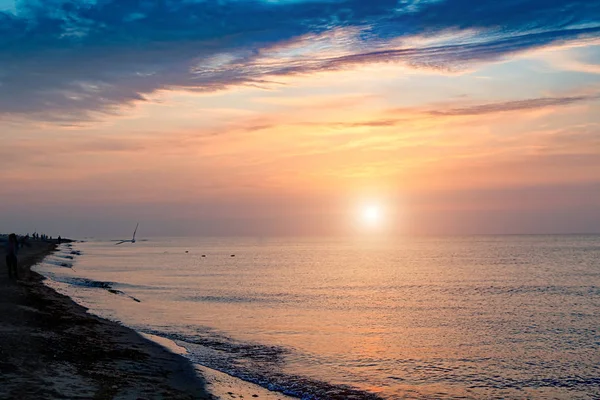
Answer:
xmin=5 ymin=233 xmax=19 ymax=280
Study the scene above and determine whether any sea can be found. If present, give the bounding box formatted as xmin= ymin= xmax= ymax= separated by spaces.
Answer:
xmin=34 ymin=235 xmax=600 ymax=399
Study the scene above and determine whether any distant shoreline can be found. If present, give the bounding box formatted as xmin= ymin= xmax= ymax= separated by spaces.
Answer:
xmin=3 ymin=238 xmax=300 ymax=400
xmin=0 ymin=240 xmax=213 ymax=399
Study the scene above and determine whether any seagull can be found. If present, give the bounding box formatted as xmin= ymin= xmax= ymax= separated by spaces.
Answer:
xmin=115 ymin=223 xmax=139 ymax=245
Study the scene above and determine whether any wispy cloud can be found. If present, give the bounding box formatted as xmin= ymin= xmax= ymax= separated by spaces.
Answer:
xmin=538 ymin=43 xmax=600 ymax=74
xmin=1 ymin=0 xmax=599 ymax=120
xmin=428 ymin=94 xmax=600 ymax=116
xmin=228 ymin=92 xmax=600 ymax=132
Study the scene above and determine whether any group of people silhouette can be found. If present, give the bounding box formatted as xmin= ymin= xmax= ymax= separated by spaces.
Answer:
xmin=26 ymin=232 xmax=59 ymax=242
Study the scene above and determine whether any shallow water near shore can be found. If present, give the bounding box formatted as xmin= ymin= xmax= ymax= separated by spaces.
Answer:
xmin=35 ymin=235 xmax=600 ymax=399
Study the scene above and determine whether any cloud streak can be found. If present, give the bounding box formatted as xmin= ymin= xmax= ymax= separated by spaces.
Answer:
xmin=1 ymin=0 xmax=599 ymax=120
xmin=428 ymin=94 xmax=600 ymax=116
xmin=219 ymin=92 xmax=600 ymax=134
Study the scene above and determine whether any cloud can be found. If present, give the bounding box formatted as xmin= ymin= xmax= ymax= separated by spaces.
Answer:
xmin=228 ymin=92 xmax=600 ymax=133
xmin=538 ymin=43 xmax=600 ymax=74
xmin=1 ymin=0 xmax=599 ymax=120
xmin=428 ymin=94 xmax=600 ymax=116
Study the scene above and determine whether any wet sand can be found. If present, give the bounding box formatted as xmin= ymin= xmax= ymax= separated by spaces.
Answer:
xmin=140 ymin=333 xmax=295 ymax=400
xmin=0 ymin=241 xmax=213 ymax=399
xmin=0 ymin=240 xmax=296 ymax=400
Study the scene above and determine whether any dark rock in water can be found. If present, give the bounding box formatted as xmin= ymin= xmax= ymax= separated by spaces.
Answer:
xmin=185 ymin=251 xmax=189 ymax=253
xmin=230 ymin=255 xmax=235 ymax=257
xmin=202 ymin=255 xmax=206 ymax=257
xmin=60 ymin=263 xmax=70 ymax=267
xmin=108 ymin=288 xmax=141 ymax=303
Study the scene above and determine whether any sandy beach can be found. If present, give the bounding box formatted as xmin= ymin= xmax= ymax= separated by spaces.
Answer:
xmin=0 ymin=240 xmax=213 ymax=399
xmin=1 ymin=240 xmax=297 ymax=400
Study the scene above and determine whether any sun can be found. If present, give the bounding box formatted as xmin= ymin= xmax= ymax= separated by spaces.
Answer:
xmin=360 ymin=204 xmax=383 ymax=227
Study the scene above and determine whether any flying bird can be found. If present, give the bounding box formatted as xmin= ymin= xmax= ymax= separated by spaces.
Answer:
xmin=114 ymin=223 xmax=139 ymax=245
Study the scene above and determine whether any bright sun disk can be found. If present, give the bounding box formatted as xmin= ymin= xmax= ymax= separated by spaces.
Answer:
xmin=361 ymin=204 xmax=382 ymax=227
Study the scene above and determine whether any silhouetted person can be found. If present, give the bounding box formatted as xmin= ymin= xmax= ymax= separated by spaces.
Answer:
xmin=58 ymin=235 xmax=62 ymax=244
xmin=6 ymin=233 xmax=18 ymax=280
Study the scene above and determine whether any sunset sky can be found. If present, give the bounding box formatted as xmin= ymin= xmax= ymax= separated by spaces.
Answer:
xmin=1 ymin=0 xmax=599 ymax=237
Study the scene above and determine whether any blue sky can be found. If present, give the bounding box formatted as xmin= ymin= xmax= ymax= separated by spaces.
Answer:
xmin=0 ymin=0 xmax=15 ymax=13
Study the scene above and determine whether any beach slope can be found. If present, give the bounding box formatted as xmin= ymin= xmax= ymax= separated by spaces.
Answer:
xmin=0 ymin=241 xmax=213 ymax=399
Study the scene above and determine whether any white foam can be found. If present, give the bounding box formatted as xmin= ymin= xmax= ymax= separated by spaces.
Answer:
xmin=139 ymin=333 xmax=294 ymax=399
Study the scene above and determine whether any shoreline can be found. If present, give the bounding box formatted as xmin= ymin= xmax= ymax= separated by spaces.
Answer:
xmin=2 ymin=240 xmax=296 ymax=400
xmin=0 ymin=241 xmax=213 ymax=399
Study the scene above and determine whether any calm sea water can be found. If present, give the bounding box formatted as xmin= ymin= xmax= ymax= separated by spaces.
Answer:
xmin=35 ymin=236 xmax=600 ymax=399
